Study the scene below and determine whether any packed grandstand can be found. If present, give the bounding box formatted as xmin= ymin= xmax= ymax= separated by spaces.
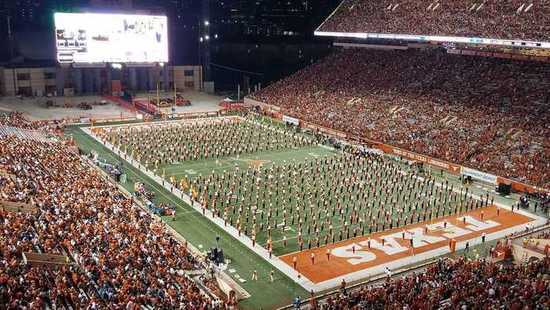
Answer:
xmin=0 ymin=114 xmax=226 ymax=309
xmin=317 ymin=0 xmax=550 ymax=42
xmin=251 ymin=48 xmax=550 ymax=189
xmin=2 ymin=1 xmax=550 ymax=309
xmin=320 ymin=256 xmax=549 ymax=309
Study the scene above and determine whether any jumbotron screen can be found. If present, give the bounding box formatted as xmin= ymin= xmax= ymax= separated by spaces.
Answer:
xmin=54 ymin=12 xmax=168 ymax=64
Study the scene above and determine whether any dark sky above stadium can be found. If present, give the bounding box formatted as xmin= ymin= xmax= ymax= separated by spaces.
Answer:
xmin=0 ymin=0 xmax=339 ymax=63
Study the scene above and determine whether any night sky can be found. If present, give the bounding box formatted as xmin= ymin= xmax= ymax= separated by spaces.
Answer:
xmin=0 ymin=0 xmax=340 ymax=89
xmin=0 ymin=0 xmax=339 ymax=60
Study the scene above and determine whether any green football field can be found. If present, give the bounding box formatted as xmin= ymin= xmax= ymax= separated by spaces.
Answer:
xmin=160 ymin=145 xmax=336 ymax=179
xmin=158 ymin=145 xmax=475 ymax=256
xmin=66 ymin=125 xmax=309 ymax=310
xmin=66 ymin=116 xmax=529 ymax=309
xmin=159 ymin=145 xmax=339 ymax=254
xmin=100 ymin=116 xmax=480 ymax=258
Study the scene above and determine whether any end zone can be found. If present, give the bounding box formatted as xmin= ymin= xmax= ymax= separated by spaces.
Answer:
xmin=280 ymin=205 xmax=546 ymax=291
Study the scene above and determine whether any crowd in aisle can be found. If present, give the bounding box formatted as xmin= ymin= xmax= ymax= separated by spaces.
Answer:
xmin=252 ymin=48 xmax=550 ymax=188
xmin=0 ymin=112 xmax=64 ymax=133
xmin=0 ymin=114 xmax=221 ymax=309
xmin=318 ymin=0 xmax=550 ymax=42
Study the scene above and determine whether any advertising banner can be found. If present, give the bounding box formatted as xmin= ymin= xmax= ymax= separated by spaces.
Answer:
xmin=380 ymin=145 xmax=462 ymax=174
xmin=461 ymin=167 xmax=498 ymax=184
xmin=282 ymin=115 xmax=300 ymax=126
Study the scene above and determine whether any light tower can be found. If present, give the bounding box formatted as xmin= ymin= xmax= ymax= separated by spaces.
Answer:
xmin=200 ymin=0 xmax=211 ymax=82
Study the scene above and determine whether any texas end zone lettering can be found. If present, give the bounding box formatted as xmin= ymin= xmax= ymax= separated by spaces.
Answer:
xmin=331 ymin=216 xmax=499 ymax=265
xmin=279 ymin=206 xmax=534 ymax=284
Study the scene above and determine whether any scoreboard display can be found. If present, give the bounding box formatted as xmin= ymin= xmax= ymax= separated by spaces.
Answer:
xmin=54 ymin=12 xmax=168 ymax=64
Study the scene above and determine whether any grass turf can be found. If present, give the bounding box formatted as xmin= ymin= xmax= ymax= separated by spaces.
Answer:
xmin=160 ymin=145 xmax=337 ymax=179
xmin=66 ymin=125 xmax=309 ymax=310
xmin=66 ymin=117 xmax=532 ymax=309
xmin=101 ymin=118 xmax=482 ymax=257
xmin=160 ymin=145 xmax=340 ymax=255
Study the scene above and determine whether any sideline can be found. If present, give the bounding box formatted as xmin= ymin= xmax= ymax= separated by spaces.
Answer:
xmin=80 ymin=120 xmax=547 ymax=292
xmin=81 ymin=156 xmax=225 ymax=304
xmin=83 ymin=121 xmax=319 ymax=291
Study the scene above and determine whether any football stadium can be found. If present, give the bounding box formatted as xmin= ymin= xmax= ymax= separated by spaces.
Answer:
xmin=1 ymin=1 xmax=549 ymax=309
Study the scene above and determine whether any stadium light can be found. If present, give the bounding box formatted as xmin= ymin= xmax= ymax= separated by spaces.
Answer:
xmin=214 ymin=34 xmax=218 ymax=39
xmin=205 ymin=35 xmax=210 ymax=40
xmin=313 ymin=30 xmax=550 ymax=49
xmin=199 ymin=37 xmax=204 ymax=42
xmin=204 ymin=20 xmax=209 ymax=26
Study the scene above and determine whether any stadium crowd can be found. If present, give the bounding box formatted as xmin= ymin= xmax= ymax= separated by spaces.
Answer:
xmin=321 ymin=256 xmax=550 ymax=309
xmin=251 ymin=48 xmax=550 ymax=188
xmin=521 ymin=228 xmax=550 ymax=257
xmin=0 ymin=111 xmax=64 ymax=132
xmin=0 ymin=115 xmax=221 ymax=309
xmin=318 ymin=0 xmax=550 ymax=42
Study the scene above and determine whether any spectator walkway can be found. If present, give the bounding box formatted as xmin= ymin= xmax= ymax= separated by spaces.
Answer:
xmin=0 ymin=125 xmax=55 ymax=143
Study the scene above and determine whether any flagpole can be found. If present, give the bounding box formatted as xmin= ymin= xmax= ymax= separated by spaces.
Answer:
xmin=174 ymin=78 xmax=177 ymax=113
xmin=157 ymin=81 xmax=160 ymax=114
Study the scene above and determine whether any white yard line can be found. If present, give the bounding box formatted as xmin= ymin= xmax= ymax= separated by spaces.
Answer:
xmin=83 ymin=126 xmax=319 ymax=291
xmin=82 ymin=123 xmax=547 ymax=293
xmin=92 ymin=115 xmax=241 ymax=130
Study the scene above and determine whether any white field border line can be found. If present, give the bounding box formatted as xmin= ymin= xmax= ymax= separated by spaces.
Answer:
xmin=82 ymin=127 xmax=319 ymax=292
xmin=245 ymin=117 xmax=337 ymax=152
xmin=89 ymin=115 xmax=241 ymax=131
xmin=83 ymin=126 xmax=547 ymax=292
